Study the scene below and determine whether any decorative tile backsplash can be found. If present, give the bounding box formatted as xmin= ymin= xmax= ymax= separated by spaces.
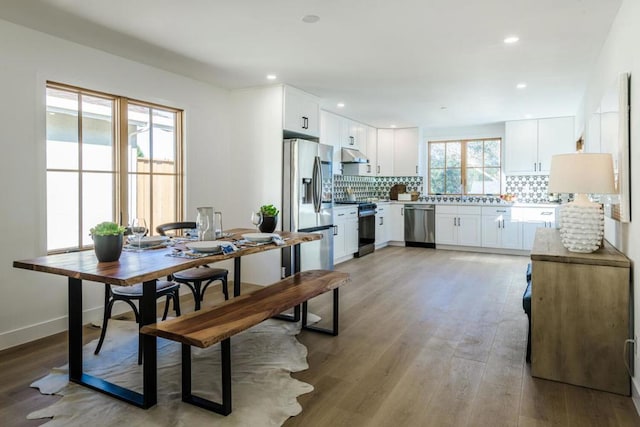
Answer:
xmin=332 ymin=174 xmax=552 ymax=204
xmin=505 ymin=175 xmax=550 ymax=204
xmin=334 ymin=175 xmax=423 ymax=201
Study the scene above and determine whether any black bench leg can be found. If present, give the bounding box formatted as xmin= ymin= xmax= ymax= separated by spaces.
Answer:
xmin=302 ymin=288 xmax=339 ymax=336
xmin=181 ymin=339 xmax=232 ymax=415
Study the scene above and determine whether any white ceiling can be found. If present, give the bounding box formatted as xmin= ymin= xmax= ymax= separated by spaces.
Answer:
xmin=0 ymin=0 xmax=622 ymax=129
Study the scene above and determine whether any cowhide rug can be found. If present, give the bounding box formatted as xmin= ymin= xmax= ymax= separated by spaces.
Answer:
xmin=29 ymin=318 xmax=314 ymax=426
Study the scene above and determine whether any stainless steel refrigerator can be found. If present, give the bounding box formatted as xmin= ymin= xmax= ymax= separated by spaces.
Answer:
xmin=282 ymin=138 xmax=334 ymax=275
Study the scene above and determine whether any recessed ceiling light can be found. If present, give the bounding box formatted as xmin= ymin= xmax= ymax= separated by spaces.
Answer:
xmin=266 ymin=74 xmax=277 ymax=80
xmin=390 ymin=124 xmax=397 ymax=128
xmin=517 ymin=83 xmax=527 ymax=89
xmin=337 ymin=103 xmax=345 ymax=108
xmin=440 ymin=106 xmax=447 ymax=110
xmin=302 ymin=15 xmax=320 ymax=23
xmin=504 ymin=36 xmax=520 ymax=44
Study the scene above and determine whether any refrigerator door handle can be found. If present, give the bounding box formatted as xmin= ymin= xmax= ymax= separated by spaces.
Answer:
xmin=312 ymin=155 xmax=322 ymax=213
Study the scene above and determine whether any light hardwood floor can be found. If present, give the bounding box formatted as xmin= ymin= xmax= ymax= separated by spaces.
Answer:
xmin=1 ymin=246 xmax=638 ymax=426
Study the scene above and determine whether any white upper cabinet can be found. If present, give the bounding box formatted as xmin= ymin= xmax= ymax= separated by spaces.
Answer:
xmin=365 ymin=126 xmax=378 ymax=175
xmin=283 ymin=85 xmax=319 ymax=137
xmin=376 ymin=129 xmax=395 ymax=176
xmin=320 ymin=110 xmax=343 ymax=173
xmin=537 ymin=117 xmax=575 ymax=172
xmin=505 ymin=117 xmax=574 ymax=174
xmin=393 ymin=128 xmax=420 ymax=176
xmin=505 ymin=120 xmax=538 ymax=174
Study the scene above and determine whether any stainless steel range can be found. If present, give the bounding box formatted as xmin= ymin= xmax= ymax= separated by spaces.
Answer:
xmin=335 ymin=201 xmax=376 ymax=257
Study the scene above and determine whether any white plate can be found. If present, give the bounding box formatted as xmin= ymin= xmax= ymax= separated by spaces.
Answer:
xmin=128 ymin=236 xmax=169 ymax=247
xmin=185 ymin=241 xmax=225 ymax=253
xmin=242 ymin=233 xmax=278 ymax=243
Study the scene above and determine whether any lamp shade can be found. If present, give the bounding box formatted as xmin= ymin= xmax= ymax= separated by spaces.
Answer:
xmin=548 ymin=153 xmax=615 ymax=194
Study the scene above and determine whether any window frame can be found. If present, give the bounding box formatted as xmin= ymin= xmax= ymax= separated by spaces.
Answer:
xmin=45 ymin=81 xmax=184 ymax=254
xmin=427 ymin=137 xmax=502 ymax=195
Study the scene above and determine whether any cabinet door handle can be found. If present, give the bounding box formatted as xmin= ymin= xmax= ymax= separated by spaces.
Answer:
xmin=454 ymin=218 xmax=456 ymax=227
xmin=333 ymin=225 xmax=338 ymax=235
xmin=367 ymin=164 xmax=371 ymax=173
xmin=539 ymin=162 xmax=542 ymax=171
xmin=349 ymin=136 xmax=355 ymax=145
xmin=401 ymin=208 xmax=404 ymax=216
xmin=377 ymin=165 xmax=381 ymax=174
xmin=301 ymin=116 xmax=309 ymax=129
xmin=379 ymin=217 xmax=383 ymax=226
xmin=415 ymin=165 xmax=418 ymax=174
xmin=533 ymin=162 xmax=537 ymax=171
xmin=502 ymin=219 xmax=505 ymax=228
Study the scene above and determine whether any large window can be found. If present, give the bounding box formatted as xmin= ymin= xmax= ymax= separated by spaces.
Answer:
xmin=46 ymin=83 xmax=183 ymax=252
xmin=428 ymin=138 xmax=501 ymax=195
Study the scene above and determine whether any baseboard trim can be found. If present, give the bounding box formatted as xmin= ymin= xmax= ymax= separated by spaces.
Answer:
xmin=0 ymin=305 xmax=106 ymax=351
xmin=0 ymin=284 xmax=226 ymax=352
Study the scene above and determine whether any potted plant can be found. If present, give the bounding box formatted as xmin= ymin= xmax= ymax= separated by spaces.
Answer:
xmin=90 ymin=221 xmax=126 ymax=262
xmin=259 ymin=204 xmax=279 ymax=233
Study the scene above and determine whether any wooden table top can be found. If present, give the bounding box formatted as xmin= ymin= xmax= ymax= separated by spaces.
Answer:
xmin=530 ymin=228 xmax=630 ymax=268
xmin=13 ymin=228 xmax=322 ymax=286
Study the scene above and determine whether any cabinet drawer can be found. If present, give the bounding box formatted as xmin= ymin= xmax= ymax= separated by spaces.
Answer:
xmin=481 ymin=207 xmax=511 ymax=216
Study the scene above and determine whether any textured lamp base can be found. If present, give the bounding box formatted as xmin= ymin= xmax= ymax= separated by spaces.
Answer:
xmin=558 ymin=201 xmax=604 ymax=253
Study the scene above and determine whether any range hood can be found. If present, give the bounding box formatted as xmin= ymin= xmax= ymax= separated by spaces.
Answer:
xmin=341 ymin=147 xmax=369 ymax=164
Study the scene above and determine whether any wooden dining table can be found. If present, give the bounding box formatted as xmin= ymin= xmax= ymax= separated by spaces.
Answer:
xmin=13 ymin=228 xmax=321 ymax=409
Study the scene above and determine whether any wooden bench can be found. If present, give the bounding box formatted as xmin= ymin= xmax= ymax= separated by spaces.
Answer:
xmin=140 ymin=269 xmax=350 ymax=415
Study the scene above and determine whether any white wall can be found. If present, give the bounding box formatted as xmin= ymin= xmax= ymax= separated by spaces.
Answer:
xmin=227 ymin=85 xmax=285 ymax=285
xmin=422 ymin=122 xmax=506 ymax=143
xmin=0 ymin=19 xmax=232 ymax=350
xmin=576 ymin=0 xmax=640 ymax=406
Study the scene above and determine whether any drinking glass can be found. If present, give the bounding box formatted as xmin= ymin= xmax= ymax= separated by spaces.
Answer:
xmin=196 ymin=212 xmax=210 ymax=241
xmin=250 ymin=211 xmax=263 ymax=231
xmin=131 ymin=218 xmax=147 ymax=251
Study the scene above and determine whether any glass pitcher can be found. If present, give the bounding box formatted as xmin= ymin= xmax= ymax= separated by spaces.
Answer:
xmin=196 ymin=207 xmax=223 ymax=240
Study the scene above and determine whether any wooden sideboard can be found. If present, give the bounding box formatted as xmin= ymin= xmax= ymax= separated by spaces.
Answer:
xmin=530 ymin=228 xmax=631 ymax=395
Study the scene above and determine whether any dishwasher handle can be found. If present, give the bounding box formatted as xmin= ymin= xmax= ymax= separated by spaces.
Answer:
xmin=404 ymin=205 xmax=435 ymax=211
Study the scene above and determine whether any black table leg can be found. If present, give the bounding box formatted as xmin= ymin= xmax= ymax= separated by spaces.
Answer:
xmin=68 ymin=278 xmax=83 ymax=381
xmin=141 ymin=279 xmax=158 ymax=408
xmin=274 ymin=243 xmax=301 ymax=322
xmin=67 ymin=277 xmax=157 ymax=409
xmin=234 ymin=257 xmax=241 ymax=297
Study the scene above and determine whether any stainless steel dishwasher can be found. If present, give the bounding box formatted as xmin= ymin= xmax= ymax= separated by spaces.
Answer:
xmin=404 ymin=204 xmax=436 ymax=248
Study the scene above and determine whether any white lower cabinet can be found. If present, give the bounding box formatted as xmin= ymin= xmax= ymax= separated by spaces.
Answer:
xmin=388 ymin=204 xmax=405 ymax=242
xmin=435 ymin=205 xmax=482 ymax=246
xmin=481 ymin=207 xmax=522 ymax=250
xmin=518 ymin=207 xmax=557 ymax=250
xmin=333 ymin=206 xmax=358 ymax=262
xmin=375 ymin=203 xmax=390 ymax=247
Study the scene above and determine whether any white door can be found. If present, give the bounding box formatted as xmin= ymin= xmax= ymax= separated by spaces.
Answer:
xmin=457 ymin=214 xmax=482 ymax=246
xmin=481 ymin=215 xmax=501 ymax=248
xmin=500 ymin=219 xmax=523 ymax=250
xmin=505 ymin=120 xmax=538 ymax=174
xmin=393 ymin=128 xmax=419 ymax=176
xmin=537 ymin=117 xmax=575 ymax=172
xmin=435 ymin=213 xmax=458 ymax=245
xmin=376 ymin=129 xmax=395 ymax=175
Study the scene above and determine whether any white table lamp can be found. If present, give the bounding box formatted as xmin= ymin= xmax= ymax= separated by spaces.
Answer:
xmin=548 ymin=153 xmax=615 ymax=253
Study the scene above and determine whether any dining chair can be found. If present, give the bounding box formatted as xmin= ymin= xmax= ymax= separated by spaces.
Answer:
xmin=94 ymin=280 xmax=181 ymax=364
xmin=156 ymin=222 xmax=229 ymax=310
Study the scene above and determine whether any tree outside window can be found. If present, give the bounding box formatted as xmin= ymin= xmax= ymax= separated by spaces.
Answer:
xmin=428 ymin=139 xmax=501 ymax=195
